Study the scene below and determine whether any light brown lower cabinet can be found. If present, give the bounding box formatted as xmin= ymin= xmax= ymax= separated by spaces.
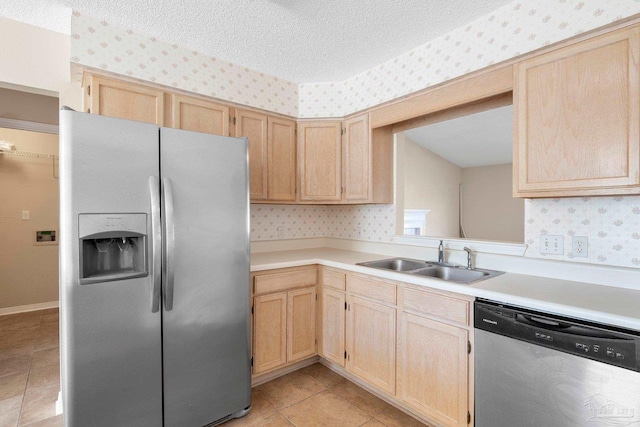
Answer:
xmin=287 ymin=287 xmax=317 ymax=363
xmin=253 ymin=266 xmax=472 ymax=425
xmin=321 ymin=287 xmax=346 ymax=367
xmin=317 ymin=268 xmax=473 ymax=427
xmin=397 ymin=312 xmax=469 ymax=427
xmin=252 ymin=286 xmax=316 ymax=375
xmin=253 ymin=292 xmax=287 ymax=374
xmin=346 ymin=295 xmax=396 ymax=395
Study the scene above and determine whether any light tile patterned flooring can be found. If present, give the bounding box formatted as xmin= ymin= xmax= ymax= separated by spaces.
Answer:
xmin=0 ymin=308 xmax=62 ymax=427
xmin=229 ymin=364 xmax=430 ymax=427
xmin=0 ymin=308 xmax=428 ymax=427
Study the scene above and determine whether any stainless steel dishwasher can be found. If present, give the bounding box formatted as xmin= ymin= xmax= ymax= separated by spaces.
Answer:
xmin=474 ymin=299 xmax=640 ymax=427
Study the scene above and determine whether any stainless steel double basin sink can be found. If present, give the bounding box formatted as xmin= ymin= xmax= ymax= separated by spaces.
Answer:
xmin=356 ymin=257 xmax=503 ymax=284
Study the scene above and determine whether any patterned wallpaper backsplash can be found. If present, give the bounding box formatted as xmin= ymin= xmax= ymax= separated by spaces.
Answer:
xmin=525 ymin=197 xmax=640 ymax=268
xmin=252 ymin=198 xmax=640 ymax=269
xmin=70 ymin=12 xmax=299 ymax=117
xmin=250 ymin=204 xmax=396 ymax=242
xmin=299 ymin=0 xmax=640 ymax=117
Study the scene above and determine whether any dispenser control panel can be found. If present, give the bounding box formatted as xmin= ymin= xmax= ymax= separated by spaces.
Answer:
xmin=78 ymin=213 xmax=148 ymax=285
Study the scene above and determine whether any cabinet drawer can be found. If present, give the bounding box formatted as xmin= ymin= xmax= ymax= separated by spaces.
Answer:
xmin=402 ymin=288 xmax=469 ymax=326
xmin=254 ymin=267 xmax=317 ymax=295
xmin=321 ymin=268 xmax=346 ymax=291
xmin=347 ymin=274 xmax=396 ymax=305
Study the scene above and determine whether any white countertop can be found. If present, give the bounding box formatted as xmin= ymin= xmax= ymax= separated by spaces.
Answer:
xmin=251 ymin=248 xmax=640 ymax=331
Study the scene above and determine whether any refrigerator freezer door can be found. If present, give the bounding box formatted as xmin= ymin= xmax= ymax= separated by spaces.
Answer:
xmin=160 ymin=127 xmax=251 ymax=426
xmin=59 ymin=111 xmax=163 ymax=427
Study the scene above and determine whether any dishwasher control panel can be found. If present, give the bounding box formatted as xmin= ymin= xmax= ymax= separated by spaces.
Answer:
xmin=475 ymin=299 xmax=640 ymax=372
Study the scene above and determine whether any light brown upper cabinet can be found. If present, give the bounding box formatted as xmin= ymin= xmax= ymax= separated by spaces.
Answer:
xmin=298 ymin=113 xmax=393 ymax=203
xmin=235 ymin=109 xmax=296 ymax=202
xmin=298 ymin=121 xmax=343 ymax=201
xmin=235 ymin=110 xmax=268 ymax=199
xmin=267 ymin=116 xmax=297 ymax=201
xmin=84 ymin=74 xmax=164 ymax=125
xmin=514 ymin=25 xmax=640 ymax=197
xmin=169 ymin=94 xmax=230 ymax=136
xmin=343 ymin=114 xmax=371 ymax=202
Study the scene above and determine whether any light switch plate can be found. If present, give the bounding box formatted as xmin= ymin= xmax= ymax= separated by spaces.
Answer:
xmin=540 ymin=235 xmax=563 ymax=255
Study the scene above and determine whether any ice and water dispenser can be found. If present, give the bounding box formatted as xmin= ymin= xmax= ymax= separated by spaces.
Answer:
xmin=78 ymin=214 xmax=148 ymax=284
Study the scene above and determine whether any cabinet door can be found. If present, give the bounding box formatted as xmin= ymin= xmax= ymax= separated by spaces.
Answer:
xmin=514 ymin=25 xmax=640 ymax=197
xmin=343 ymin=114 xmax=371 ymax=202
xmin=287 ymin=287 xmax=316 ymax=363
xmin=298 ymin=121 xmax=342 ymax=201
xmin=235 ymin=109 xmax=268 ymax=200
xmin=321 ymin=287 xmax=346 ymax=367
xmin=169 ymin=94 xmax=229 ymax=136
xmin=253 ymin=293 xmax=287 ymax=374
xmin=398 ymin=313 xmax=468 ymax=427
xmin=85 ymin=74 xmax=164 ymax=125
xmin=346 ymin=296 xmax=396 ymax=394
xmin=268 ymin=117 xmax=297 ymax=201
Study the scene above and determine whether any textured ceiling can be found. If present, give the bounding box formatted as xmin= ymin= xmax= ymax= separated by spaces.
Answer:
xmin=404 ymin=105 xmax=513 ymax=168
xmin=0 ymin=0 xmax=513 ymax=83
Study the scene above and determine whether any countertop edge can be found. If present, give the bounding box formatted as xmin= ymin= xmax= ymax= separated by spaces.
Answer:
xmin=250 ymin=249 xmax=640 ymax=331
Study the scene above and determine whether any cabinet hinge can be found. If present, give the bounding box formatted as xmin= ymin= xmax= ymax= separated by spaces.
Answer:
xmin=87 ymin=85 xmax=91 ymax=96
xmin=250 ymin=357 xmax=254 ymax=367
xmin=251 ymin=305 xmax=254 ymax=315
xmin=468 ymin=341 xmax=471 ymax=354
xmin=232 ymin=117 xmax=237 ymax=125
xmin=315 ymin=294 xmax=318 ymax=301
xmin=467 ymin=411 xmax=471 ymax=424
xmin=344 ymin=351 xmax=347 ymax=359
xmin=344 ymin=302 xmax=347 ymax=310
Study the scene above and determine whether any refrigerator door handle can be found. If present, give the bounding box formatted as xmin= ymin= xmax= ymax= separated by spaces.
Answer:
xmin=149 ymin=176 xmax=162 ymax=313
xmin=162 ymin=177 xmax=175 ymax=311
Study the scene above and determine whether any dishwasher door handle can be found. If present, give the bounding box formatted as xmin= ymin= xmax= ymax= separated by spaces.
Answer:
xmin=518 ymin=314 xmax=571 ymax=329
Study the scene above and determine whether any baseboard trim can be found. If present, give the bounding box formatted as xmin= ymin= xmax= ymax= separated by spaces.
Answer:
xmin=251 ymin=356 xmax=319 ymax=387
xmin=0 ymin=301 xmax=59 ymax=316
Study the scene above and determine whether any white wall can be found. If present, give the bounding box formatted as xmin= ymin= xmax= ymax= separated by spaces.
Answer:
xmin=0 ymin=17 xmax=69 ymax=94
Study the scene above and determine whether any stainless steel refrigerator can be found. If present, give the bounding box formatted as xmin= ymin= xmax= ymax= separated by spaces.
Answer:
xmin=59 ymin=110 xmax=251 ymax=426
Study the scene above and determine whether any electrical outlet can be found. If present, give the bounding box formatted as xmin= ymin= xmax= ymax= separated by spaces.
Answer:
xmin=277 ymin=226 xmax=285 ymax=239
xmin=573 ymin=236 xmax=588 ymax=258
xmin=21 ymin=210 xmax=30 ymax=220
xmin=540 ymin=235 xmax=563 ymax=255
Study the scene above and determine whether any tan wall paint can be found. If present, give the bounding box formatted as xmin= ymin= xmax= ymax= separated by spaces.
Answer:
xmin=0 ymin=87 xmax=60 ymax=125
xmin=399 ymin=133 xmax=461 ymax=238
xmin=0 ymin=128 xmax=59 ymax=309
xmin=461 ymin=163 xmax=524 ymax=243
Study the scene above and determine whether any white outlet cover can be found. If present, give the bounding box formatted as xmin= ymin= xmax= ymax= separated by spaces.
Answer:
xmin=572 ymin=236 xmax=588 ymax=258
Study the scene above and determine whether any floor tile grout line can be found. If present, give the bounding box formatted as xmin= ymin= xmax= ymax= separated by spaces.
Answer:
xmin=15 ymin=312 xmax=44 ymax=427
